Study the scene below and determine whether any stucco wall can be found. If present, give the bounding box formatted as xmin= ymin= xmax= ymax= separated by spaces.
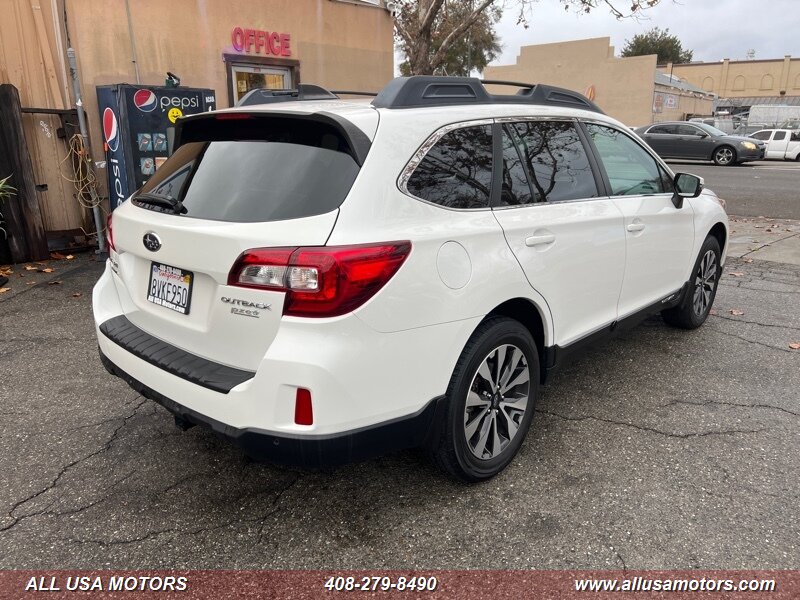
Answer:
xmin=66 ymin=0 xmax=394 ymax=166
xmin=662 ymin=57 xmax=800 ymax=98
xmin=484 ymin=37 xmax=658 ymax=126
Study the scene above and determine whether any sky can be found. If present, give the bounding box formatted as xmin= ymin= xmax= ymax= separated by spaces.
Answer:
xmin=491 ymin=0 xmax=800 ymax=68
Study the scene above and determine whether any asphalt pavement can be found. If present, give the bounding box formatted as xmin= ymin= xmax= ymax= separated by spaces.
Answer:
xmin=667 ymin=160 xmax=800 ymax=220
xmin=1 ymin=246 xmax=798 ymax=570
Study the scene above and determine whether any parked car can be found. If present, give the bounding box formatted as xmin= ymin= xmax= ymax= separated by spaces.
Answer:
xmin=95 ymin=77 xmax=728 ymax=482
xmin=749 ymin=129 xmax=800 ymax=160
xmin=634 ymin=121 xmax=765 ymax=166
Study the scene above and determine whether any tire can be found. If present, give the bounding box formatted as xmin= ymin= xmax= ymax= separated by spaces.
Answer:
xmin=713 ymin=145 xmax=736 ymax=166
xmin=428 ymin=317 xmax=539 ymax=483
xmin=661 ymin=235 xmax=722 ymax=330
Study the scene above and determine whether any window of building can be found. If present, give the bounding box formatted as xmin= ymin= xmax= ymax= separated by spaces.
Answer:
xmin=732 ymin=75 xmax=746 ymax=91
xmin=498 ymin=128 xmax=534 ymax=207
xmin=760 ymin=74 xmax=774 ymax=90
xmin=702 ymin=77 xmax=714 ymax=92
xmin=406 ymin=125 xmax=494 ymax=209
xmin=773 ymin=131 xmax=787 ymax=140
xmin=509 ymin=121 xmax=597 ymax=203
xmin=585 ymin=123 xmax=667 ymax=197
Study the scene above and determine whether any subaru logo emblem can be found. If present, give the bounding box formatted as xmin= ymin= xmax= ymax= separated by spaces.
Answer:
xmin=143 ymin=232 xmax=161 ymax=252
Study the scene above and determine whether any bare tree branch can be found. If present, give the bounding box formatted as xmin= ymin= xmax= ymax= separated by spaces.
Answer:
xmin=429 ymin=0 xmax=496 ymax=69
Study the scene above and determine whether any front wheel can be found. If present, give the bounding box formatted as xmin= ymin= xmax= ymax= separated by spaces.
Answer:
xmin=428 ymin=317 xmax=539 ymax=482
xmin=713 ymin=145 xmax=737 ymax=166
xmin=662 ymin=235 xmax=722 ymax=329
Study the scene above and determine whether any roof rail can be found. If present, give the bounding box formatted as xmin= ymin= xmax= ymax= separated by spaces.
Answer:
xmin=370 ymin=76 xmax=603 ymax=113
xmin=236 ymin=84 xmax=337 ymax=107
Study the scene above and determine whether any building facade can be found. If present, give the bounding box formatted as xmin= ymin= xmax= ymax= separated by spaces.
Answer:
xmin=0 ymin=0 xmax=393 ymax=235
xmin=660 ymin=56 xmax=800 ymax=113
xmin=484 ymin=37 xmax=714 ymax=127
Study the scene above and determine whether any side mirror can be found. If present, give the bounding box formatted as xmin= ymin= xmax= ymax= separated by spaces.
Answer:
xmin=672 ymin=173 xmax=704 ymax=208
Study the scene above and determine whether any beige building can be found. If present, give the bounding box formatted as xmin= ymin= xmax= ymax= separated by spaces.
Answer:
xmin=484 ymin=37 xmax=714 ymax=127
xmin=0 ymin=0 xmax=393 ymax=237
xmin=660 ymin=56 xmax=800 ymax=112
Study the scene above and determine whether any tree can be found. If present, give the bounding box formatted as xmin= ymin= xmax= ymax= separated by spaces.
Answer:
xmin=398 ymin=1 xmax=502 ymax=76
xmin=620 ymin=27 xmax=693 ymax=64
xmin=393 ymin=0 xmax=663 ymax=76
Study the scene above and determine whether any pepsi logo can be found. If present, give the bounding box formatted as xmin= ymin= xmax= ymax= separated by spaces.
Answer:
xmin=133 ymin=88 xmax=157 ymax=113
xmin=102 ymin=107 xmax=119 ymax=152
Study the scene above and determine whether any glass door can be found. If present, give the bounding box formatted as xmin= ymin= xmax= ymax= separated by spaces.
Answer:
xmin=231 ymin=65 xmax=292 ymax=104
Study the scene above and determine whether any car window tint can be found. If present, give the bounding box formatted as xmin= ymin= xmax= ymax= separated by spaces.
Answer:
xmin=137 ymin=118 xmax=360 ymax=223
xmin=773 ymin=131 xmax=787 ymax=140
xmin=677 ymin=124 xmax=702 ymax=136
xmin=586 ymin=123 xmax=666 ymax=196
xmin=511 ymin=121 xmax=597 ymax=203
xmin=406 ymin=125 xmax=493 ymax=209
xmin=497 ymin=127 xmax=534 ymax=206
xmin=648 ymin=124 xmax=676 ymax=134
xmin=792 ymin=131 xmax=800 ymax=142
xmin=750 ymin=131 xmax=771 ymax=140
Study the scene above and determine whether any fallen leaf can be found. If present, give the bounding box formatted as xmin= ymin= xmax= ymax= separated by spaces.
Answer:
xmin=26 ymin=282 xmax=36 ymax=286
xmin=743 ymin=258 xmax=754 ymax=263
xmin=729 ymin=272 xmax=745 ymax=277
xmin=72 ymin=292 xmax=82 ymax=298
xmin=66 ymin=254 xmax=74 ymax=260
xmin=765 ymin=228 xmax=772 ymax=232
xmin=50 ymin=252 xmax=66 ymax=259
xmin=24 ymin=265 xmax=36 ymax=271
xmin=0 ymin=287 xmax=10 ymax=294
xmin=39 ymin=267 xmax=54 ymax=273
xmin=790 ymin=343 xmax=800 ymax=350
xmin=18 ymin=273 xmax=24 ymax=277
xmin=48 ymin=280 xmax=62 ymax=285
xmin=709 ymin=309 xmax=718 ymax=316
xmin=729 ymin=309 xmax=745 ymax=316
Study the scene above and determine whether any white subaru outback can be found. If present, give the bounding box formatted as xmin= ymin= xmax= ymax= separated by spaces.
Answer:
xmin=94 ymin=76 xmax=728 ymax=482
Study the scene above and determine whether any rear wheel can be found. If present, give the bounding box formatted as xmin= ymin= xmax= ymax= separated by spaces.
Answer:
xmin=428 ymin=317 xmax=538 ymax=482
xmin=662 ymin=236 xmax=721 ymax=329
xmin=713 ymin=145 xmax=736 ymax=166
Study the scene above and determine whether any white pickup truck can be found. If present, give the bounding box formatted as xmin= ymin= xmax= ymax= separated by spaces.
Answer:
xmin=750 ymin=129 xmax=800 ymax=160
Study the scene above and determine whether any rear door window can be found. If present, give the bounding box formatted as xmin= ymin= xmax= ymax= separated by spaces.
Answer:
xmin=509 ymin=121 xmax=598 ymax=203
xmin=648 ymin=124 xmax=678 ymax=135
xmin=135 ymin=117 xmax=361 ymax=223
xmin=405 ymin=125 xmax=494 ymax=209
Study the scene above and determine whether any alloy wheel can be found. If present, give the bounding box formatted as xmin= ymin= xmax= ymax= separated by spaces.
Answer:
xmin=693 ymin=250 xmax=717 ymax=316
xmin=464 ymin=344 xmax=530 ymax=460
xmin=715 ymin=148 xmax=733 ymax=165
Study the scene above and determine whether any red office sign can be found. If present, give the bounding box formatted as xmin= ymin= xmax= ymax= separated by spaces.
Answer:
xmin=231 ymin=27 xmax=291 ymax=56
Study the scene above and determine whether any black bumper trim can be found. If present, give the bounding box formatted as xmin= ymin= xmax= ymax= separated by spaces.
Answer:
xmin=99 ymin=350 xmax=443 ymax=467
xmin=99 ymin=315 xmax=254 ymax=394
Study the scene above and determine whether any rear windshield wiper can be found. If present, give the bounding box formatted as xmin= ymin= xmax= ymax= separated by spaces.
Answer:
xmin=134 ymin=192 xmax=187 ymax=214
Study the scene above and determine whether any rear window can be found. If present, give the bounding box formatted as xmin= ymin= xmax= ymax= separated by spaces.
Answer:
xmin=135 ymin=117 xmax=360 ymax=222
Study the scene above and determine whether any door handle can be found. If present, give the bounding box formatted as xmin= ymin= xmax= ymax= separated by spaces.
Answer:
xmin=525 ymin=233 xmax=556 ymax=247
xmin=626 ymin=222 xmax=645 ymax=233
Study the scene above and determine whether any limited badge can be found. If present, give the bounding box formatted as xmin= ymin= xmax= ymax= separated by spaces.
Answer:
xmin=167 ymin=107 xmax=183 ymax=123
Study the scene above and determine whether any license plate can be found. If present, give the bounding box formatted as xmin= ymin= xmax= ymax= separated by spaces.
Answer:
xmin=147 ymin=262 xmax=193 ymax=315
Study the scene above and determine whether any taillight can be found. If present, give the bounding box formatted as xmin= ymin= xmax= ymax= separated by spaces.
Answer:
xmin=228 ymin=241 xmax=411 ymax=317
xmin=106 ymin=213 xmax=115 ymax=252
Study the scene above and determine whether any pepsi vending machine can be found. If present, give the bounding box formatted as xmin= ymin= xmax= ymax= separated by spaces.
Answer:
xmin=97 ymin=84 xmax=216 ymax=209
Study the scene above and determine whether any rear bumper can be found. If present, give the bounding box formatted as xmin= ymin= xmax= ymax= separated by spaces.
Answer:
xmin=99 ymin=349 xmax=443 ymax=467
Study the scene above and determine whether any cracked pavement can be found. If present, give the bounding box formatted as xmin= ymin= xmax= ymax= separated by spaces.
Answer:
xmin=0 ymin=249 xmax=798 ymax=570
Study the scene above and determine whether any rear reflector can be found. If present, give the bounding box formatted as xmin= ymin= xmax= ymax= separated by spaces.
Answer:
xmin=106 ymin=213 xmax=115 ymax=252
xmin=228 ymin=241 xmax=411 ymax=318
xmin=294 ymin=388 xmax=313 ymax=425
